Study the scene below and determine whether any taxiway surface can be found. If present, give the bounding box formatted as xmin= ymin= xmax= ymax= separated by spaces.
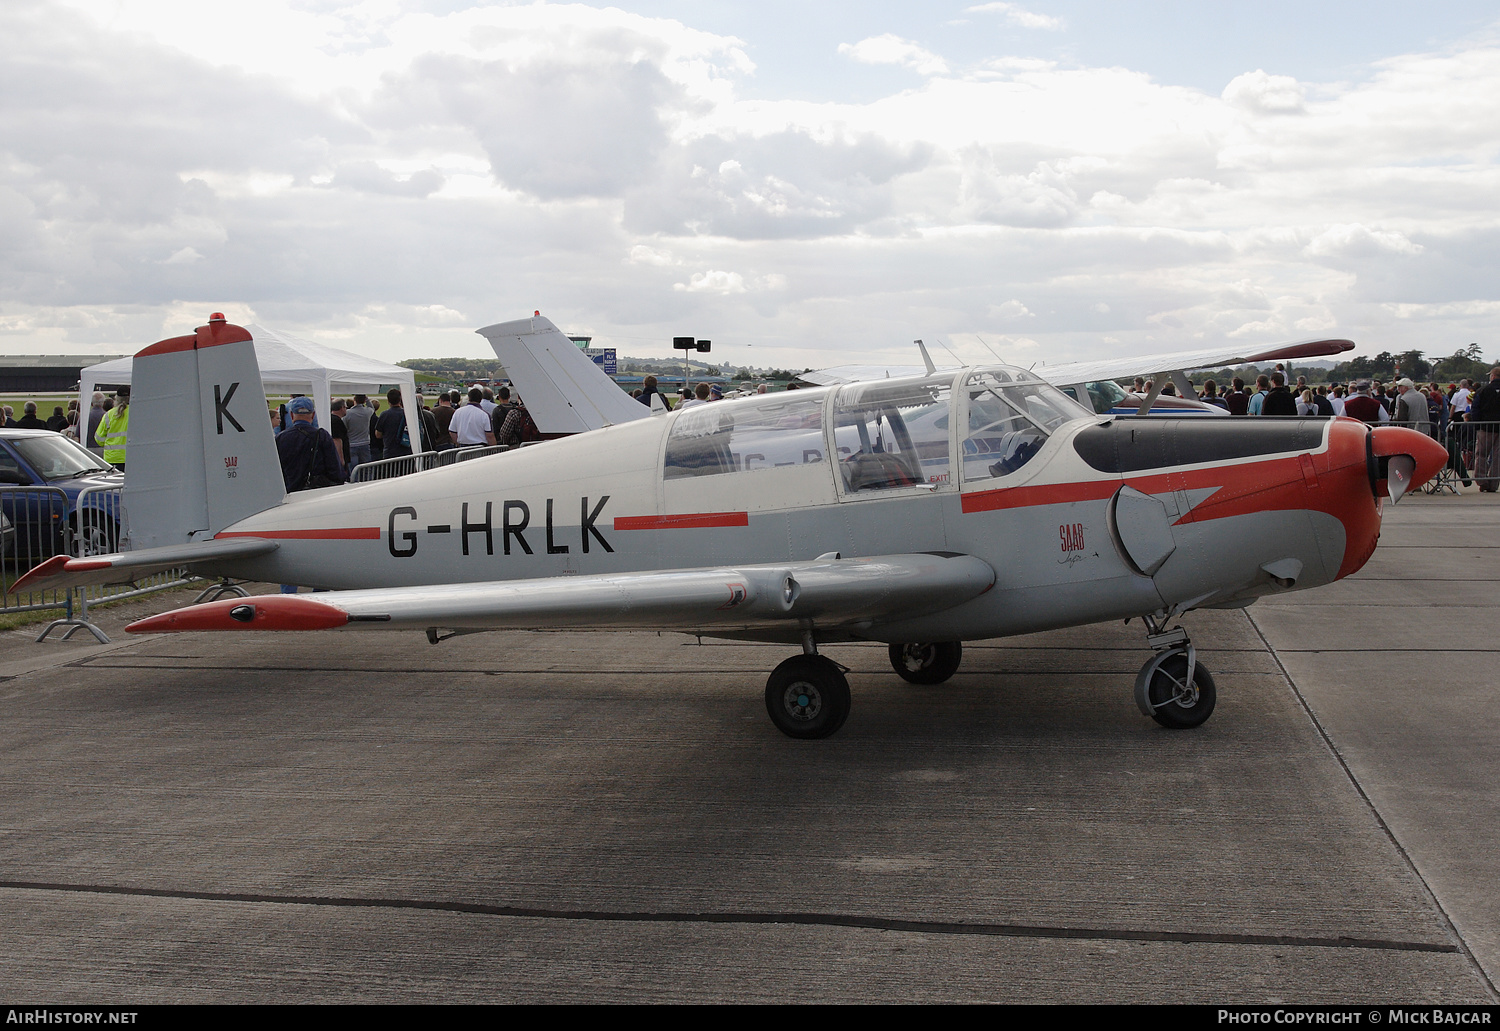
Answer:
xmin=0 ymin=494 xmax=1495 ymax=1003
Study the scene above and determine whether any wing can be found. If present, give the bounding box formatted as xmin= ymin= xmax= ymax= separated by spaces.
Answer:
xmin=798 ymin=364 xmax=933 ymax=386
xmin=8 ymin=536 xmax=278 ymax=595
xmin=1033 ymin=338 xmax=1356 ymax=387
xmin=476 ymin=314 xmax=649 ymax=435
xmin=126 ymin=553 xmax=995 ymax=635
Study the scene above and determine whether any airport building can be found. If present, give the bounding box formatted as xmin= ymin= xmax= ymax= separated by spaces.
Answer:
xmin=0 ymin=354 xmax=131 ymax=393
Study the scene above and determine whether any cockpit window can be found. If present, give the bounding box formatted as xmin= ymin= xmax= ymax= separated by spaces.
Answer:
xmin=832 ymin=376 xmax=952 ymax=491
xmin=961 ymin=372 xmax=1088 ymax=482
xmin=1085 ymin=379 xmax=1128 ymax=413
xmin=664 ymin=393 xmax=828 ymax=479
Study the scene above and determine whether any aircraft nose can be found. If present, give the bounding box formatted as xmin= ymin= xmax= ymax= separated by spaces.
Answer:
xmin=1370 ymin=425 xmax=1448 ymax=501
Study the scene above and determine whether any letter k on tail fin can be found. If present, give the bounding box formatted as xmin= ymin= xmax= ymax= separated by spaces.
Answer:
xmin=125 ymin=315 xmax=286 ymax=549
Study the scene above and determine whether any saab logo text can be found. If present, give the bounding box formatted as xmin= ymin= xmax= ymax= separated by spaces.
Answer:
xmin=1059 ymin=522 xmax=1086 ymax=553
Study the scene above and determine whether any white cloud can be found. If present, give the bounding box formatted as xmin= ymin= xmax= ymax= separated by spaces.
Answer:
xmin=674 ymin=270 xmax=747 ymax=294
xmin=965 ymin=3 xmax=1064 ymax=31
xmin=1305 ymin=224 xmax=1425 ymax=258
xmin=1222 ymin=70 xmax=1307 ymax=114
xmin=4 ymin=2 xmax=1500 ymax=368
xmin=837 ymin=34 xmax=949 ymax=76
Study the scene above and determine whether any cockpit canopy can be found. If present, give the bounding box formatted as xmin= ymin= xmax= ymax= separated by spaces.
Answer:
xmin=662 ymin=366 xmax=1090 ymax=493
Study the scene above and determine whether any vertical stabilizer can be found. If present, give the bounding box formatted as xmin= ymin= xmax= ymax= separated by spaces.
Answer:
xmin=477 ymin=314 xmax=648 ymax=435
xmin=124 ymin=317 xmax=285 ymax=549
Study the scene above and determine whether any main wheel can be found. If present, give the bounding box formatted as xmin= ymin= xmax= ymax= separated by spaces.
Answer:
xmin=765 ymin=655 xmax=851 ymax=739
xmin=888 ymin=641 xmax=963 ymax=685
xmin=73 ymin=513 xmax=121 ymax=557
xmin=1136 ymin=652 xmax=1217 ymax=729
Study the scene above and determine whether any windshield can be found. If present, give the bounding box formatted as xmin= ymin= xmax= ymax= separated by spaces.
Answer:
xmin=1084 ymin=380 xmax=1129 ymax=413
xmin=11 ymin=435 xmax=114 ymax=481
xmin=961 ymin=371 xmax=1089 ymax=482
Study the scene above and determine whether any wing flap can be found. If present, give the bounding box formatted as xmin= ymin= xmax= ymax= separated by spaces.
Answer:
xmin=127 ymin=553 xmax=995 ymax=634
xmin=8 ymin=536 xmax=279 ymax=595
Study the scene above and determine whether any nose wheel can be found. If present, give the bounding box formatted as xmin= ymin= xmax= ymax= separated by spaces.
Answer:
xmin=765 ymin=654 xmax=851 ymax=739
xmin=1132 ymin=615 xmax=1217 ymax=729
xmin=888 ymin=641 xmax=963 ymax=684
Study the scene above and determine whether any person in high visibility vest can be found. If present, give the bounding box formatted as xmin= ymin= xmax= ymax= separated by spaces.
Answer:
xmin=95 ymin=386 xmax=130 ymax=470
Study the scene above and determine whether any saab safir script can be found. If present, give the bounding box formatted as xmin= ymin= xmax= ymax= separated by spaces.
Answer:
xmin=388 ymin=497 xmax=613 ymax=558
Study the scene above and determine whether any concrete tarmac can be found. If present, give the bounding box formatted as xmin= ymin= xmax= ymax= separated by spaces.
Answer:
xmin=0 ymin=493 xmax=1496 ymax=1003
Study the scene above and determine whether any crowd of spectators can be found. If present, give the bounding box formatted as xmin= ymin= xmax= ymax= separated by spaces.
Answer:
xmin=1181 ymin=364 xmax=1500 ymax=492
xmin=5 ymin=361 xmax=1497 ymax=493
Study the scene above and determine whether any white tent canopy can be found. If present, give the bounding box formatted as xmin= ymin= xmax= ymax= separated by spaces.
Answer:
xmin=78 ymin=323 xmax=425 ymax=449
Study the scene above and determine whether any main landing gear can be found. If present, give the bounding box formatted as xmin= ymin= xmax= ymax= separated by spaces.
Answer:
xmin=763 ymin=636 xmax=968 ymax=739
xmin=888 ymin=641 xmax=962 ymax=685
xmin=1133 ymin=615 xmax=1216 ymax=729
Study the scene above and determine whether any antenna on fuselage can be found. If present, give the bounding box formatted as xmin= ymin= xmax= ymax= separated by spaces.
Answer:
xmin=935 ymin=339 xmax=964 ymax=368
xmin=915 ymin=339 xmax=936 ymax=375
xmin=974 ymin=334 xmax=1006 ymax=364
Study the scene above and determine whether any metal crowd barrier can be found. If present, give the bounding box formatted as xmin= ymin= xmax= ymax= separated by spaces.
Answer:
xmin=454 ymin=444 xmax=509 ymax=463
xmin=1 ymin=483 xmax=199 ymax=643
xmin=1428 ymin=419 xmax=1500 ymax=494
xmin=350 ymin=444 xmax=512 ymax=481
xmin=350 ymin=450 xmax=436 ymax=482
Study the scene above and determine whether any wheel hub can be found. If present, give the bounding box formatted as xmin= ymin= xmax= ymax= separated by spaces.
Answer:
xmin=783 ymin=682 xmax=822 ymax=720
xmin=901 ymin=644 xmax=934 ymax=672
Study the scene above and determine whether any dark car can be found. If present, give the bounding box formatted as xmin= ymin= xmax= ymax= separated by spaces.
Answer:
xmin=0 ymin=430 xmax=124 ymax=560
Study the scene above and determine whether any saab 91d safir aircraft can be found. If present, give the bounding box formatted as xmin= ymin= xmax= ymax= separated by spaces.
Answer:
xmin=14 ymin=316 xmax=1445 ymax=740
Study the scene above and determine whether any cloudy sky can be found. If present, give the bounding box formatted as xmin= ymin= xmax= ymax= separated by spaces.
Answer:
xmin=3 ymin=0 xmax=1499 ymax=371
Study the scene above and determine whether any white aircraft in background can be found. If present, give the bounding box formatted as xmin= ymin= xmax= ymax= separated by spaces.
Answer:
xmin=800 ymin=339 xmax=1357 ymax=417
xmin=14 ymin=316 xmax=1437 ymax=741
xmin=480 ymin=314 xmax=1354 ymax=428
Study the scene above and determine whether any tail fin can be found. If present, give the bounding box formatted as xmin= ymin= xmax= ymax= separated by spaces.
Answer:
xmin=124 ymin=316 xmax=285 ymax=549
xmin=477 ymin=313 xmax=648 ymax=435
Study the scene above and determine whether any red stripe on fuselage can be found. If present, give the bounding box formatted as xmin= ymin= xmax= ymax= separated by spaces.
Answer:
xmin=215 ymin=528 xmax=381 ymax=540
xmin=614 ymin=512 xmax=750 ymax=530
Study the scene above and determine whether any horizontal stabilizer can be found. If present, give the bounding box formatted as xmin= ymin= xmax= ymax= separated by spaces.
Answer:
xmin=127 ymin=553 xmax=995 ymax=635
xmin=9 ymin=537 xmax=279 ymax=595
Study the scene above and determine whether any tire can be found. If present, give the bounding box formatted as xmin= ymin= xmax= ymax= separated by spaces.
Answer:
xmin=1139 ymin=653 xmax=1217 ymax=729
xmin=765 ymin=655 xmax=851 ymax=739
xmin=888 ymin=641 xmax=963 ymax=685
xmin=73 ymin=513 xmax=120 ymax=558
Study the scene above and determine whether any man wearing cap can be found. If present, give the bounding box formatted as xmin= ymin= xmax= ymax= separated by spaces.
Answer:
xmin=276 ymin=396 xmax=343 ymax=492
xmin=95 ymin=387 xmax=130 ymax=470
xmin=1392 ymin=378 xmax=1432 ymax=437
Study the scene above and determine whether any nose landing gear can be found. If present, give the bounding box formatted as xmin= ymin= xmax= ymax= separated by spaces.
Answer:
xmin=1133 ymin=616 xmax=1217 ymax=729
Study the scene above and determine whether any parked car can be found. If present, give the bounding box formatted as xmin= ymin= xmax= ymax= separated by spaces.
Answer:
xmin=0 ymin=430 xmax=123 ymax=560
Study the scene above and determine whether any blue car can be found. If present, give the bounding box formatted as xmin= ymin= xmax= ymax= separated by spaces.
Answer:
xmin=0 ymin=430 xmax=124 ymax=560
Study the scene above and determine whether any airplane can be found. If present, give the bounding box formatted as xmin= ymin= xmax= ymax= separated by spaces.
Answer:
xmin=12 ymin=315 xmax=1446 ymax=740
